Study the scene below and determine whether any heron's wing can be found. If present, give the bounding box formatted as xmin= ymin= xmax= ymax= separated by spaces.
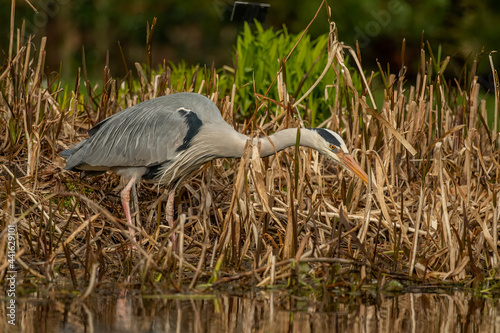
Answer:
xmin=64 ymin=94 xmax=209 ymax=171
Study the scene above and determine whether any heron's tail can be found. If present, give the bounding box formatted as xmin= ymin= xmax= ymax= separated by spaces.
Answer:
xmin=60 ymin=149 xmax=73 ymax=158
xmin=60 ymin=140 xmax=88 ymax=170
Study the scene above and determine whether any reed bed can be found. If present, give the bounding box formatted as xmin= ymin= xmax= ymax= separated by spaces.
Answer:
xmin=1 ymin=7 xmax=499 ymax=295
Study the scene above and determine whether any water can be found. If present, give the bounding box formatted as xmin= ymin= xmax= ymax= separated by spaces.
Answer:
xmin=1 ymin=289 xmax=499 ymax=332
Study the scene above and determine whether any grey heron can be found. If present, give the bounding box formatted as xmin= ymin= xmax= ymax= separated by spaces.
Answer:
xmin=61 ymin=92 xmax=369 ymax=243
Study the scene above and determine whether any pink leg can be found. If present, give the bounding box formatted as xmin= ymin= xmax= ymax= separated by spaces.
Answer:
xmin=120 ymin=176 xmax=138 ymax=243
xmin=165 ymin=191 xmax=176 ymax=247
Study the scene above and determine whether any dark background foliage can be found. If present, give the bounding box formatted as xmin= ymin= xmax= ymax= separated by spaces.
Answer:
xmin=1 ymin=0 xmax=499 ymax=81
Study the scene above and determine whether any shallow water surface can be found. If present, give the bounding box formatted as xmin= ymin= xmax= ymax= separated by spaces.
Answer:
xmin=1 ymin=290 xmax=499 ymax=332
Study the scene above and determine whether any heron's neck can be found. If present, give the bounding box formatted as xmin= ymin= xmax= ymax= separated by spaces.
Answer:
xmin=254 ymin=128 xmax=316 ymax=157
xmin=203 ymin=126 xmax=317 ymax=159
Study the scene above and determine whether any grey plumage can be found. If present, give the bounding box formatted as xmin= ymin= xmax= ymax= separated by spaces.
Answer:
xmin=62 ymin=92 xmax=246 ymax=187
xmin=61 ymin=92 xmax=369 ymax=244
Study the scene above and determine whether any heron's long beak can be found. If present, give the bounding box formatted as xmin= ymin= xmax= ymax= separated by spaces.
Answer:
xmin=335 ymin=152 xmax=369 ymax=185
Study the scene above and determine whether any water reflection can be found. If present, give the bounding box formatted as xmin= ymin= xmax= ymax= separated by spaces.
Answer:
xmin=1 ymin=290 xmax=499 ymax=332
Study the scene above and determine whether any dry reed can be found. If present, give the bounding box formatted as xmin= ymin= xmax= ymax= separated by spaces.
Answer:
xmin=1 ymin=2 xmax=499 ymax=295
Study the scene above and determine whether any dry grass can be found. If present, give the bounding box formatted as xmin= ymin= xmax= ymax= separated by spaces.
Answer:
xmin=1 ymin=5 xmax=499 ymax=295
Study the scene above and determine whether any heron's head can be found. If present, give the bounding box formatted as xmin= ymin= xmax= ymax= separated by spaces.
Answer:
xmin=311 ymin=128 xmax=369 ymax=185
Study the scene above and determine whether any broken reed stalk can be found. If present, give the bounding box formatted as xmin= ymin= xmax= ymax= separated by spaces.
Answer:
xmin=1 ymin=2 xmax=499 ymax=292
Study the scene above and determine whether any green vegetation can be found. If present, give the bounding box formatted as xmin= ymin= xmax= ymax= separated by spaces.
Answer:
xmin=233 ymin=22 xmax=339 ymax=126
xmin=151 ymin=21 xmax=352 ymax=126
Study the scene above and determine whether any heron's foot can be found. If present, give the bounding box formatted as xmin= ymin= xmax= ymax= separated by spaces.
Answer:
xmin=126 ymin=227 xmax=140 ymax=250
xmin=127 ymin=239 xmax=139 ymax=250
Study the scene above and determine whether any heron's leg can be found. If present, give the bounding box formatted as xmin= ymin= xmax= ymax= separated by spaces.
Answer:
xmin=131 ymin=183 xmax=140 ymax=229
xmin=165 ymin=191 xmax=176 ymax=246
xmin=120 ymin=176 xmax=138 ymax=242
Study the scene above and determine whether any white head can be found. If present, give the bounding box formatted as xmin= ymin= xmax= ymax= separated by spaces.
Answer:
xmin=310 ymin=128 xmax=369 ymax=184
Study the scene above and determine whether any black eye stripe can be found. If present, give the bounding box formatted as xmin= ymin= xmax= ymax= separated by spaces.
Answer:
xmin=311 ymin=128 xmax=342 ymax=147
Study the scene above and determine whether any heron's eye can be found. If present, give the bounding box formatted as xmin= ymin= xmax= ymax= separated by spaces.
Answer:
xmin=329 ymin=144 xmax=336 ymax=150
